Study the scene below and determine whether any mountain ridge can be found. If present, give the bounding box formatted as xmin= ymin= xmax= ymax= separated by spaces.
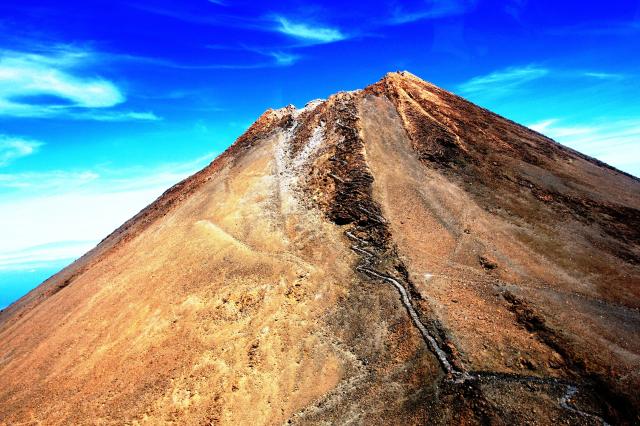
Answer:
xmin=1 ymin=71 xmax=638 ymax=425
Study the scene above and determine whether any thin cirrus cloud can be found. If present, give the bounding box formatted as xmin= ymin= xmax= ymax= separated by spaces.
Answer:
xmin=240 ymin=45 xmax=302 ymax=66
xmin=581 ymin=71 xmax=624 ymax=80
xmin=529 ymin=118 xmax=640 ymax=176
xmin=0 ymin=152 xmax=213 ymax=197
xmin=0 ymin=152 xmax=214 ymax=271
xmin=458 ymin=64 xmax=629 ymax=97
xmin=131 ymin=5 xmax=348 ymax=61
xmin=0 ymin=240 xmax=97 ymax=271
xmin=388 ymin=0 xmax=478 ymax=25
xmin=69 ymin=110 xmax=161 ymax=121
xmin=0 ymin=170 xmax=99 ymax=191
xmin=546 ymin=20 xmax=640 ymax=36
xmin=120 ymin=48 xmax=300 ymax=70
xmin=458 ymin=65 xmax=550 ymax=96
xmin=202 ymin=44 xmax=302 ymax=67
xmin=528 ymin=119 xmax=595 ymax=138
xmin=0 ymin=48 xmax=158 ymax=120
xmin=0 ymin=135 xmax=43 ymax=167
xmin=273 ymin=16 xmax=346 ymax=44
xmin=131 ymin=1 xmax=344 ymax=47
xmin=266 ymin=50 xmax=300 ymax=66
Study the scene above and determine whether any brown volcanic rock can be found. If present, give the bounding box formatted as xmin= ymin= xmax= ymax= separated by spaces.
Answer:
xmin=1 ymin=72 xmax=639 ymax=425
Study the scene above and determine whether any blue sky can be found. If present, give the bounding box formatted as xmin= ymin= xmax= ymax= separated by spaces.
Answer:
xmin=1 ymin=0 xmax=639 ymax=308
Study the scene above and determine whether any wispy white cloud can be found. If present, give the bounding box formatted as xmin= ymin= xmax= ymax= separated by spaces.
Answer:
xmin=546 ymin=20 xmax=640 ymax=36
xmin=0 ymin=47 xmax=157 ymax=120
xmin=273 ymin=16 xmax=346 ymax=44
xmin=200 ymin=44 xmax=301 ymax=67
xmin=267 ymin=50 xmax=300 ymax=66
xmin=458 ymin=65 xmax=549 ymax=96
xmin=0 ymin=153 xmax=214 ymax=270
xmin=0 ymin=49 xmax=122 ymax=110
xmin=0 ymin=135 xmax=43 ymax=167
xmin=458 ymin=64 xmax=630 ymax=100
xmin=71 ymin=110 xmax=162 ymax=121
xmin=389 ymin=0 xmax=477 ymax=25
xmin=123 ymin=49 xmax=298 ymax=70
xmin=528 ymin=118 xmax=640 ymax=176
xmin=241 ymin=45 xmax=301 ymax=66
xmin=0 ymin=170 xmax=99 ymax=190
xmin=130 ymin=6 xmax=345 ymax=51
xmin=0 ymin=153 xmax=213 ymax=196
xmin=528 ymin=119 xmax=595 ymax=138
xmin=0 ymin=240 xmax=97 ymax=271
xmin=130 ymin=3 xmax=256 ymax=27
xmin=582 ymin=71 xmax=625 ymax=80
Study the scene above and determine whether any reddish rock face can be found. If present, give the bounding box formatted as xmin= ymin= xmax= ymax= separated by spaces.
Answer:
xmin=1 ymin=72 xmax=638 ymax=425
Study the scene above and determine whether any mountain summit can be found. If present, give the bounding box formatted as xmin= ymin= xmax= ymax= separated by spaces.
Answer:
xmin=1 ymin=72 xmax=639 ymax=424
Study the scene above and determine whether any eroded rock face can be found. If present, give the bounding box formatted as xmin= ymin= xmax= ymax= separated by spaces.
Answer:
xmin=1 ymin=72 xmax=639 ymax=425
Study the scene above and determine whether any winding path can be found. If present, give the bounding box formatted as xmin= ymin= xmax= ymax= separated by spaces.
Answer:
xmin=346 ymin=229 xmax=608 ymax=424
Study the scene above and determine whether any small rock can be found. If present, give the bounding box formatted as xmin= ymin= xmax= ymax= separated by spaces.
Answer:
xmin=479 ymin=256 xmax=498 ymax=271
xmin=548 ymin=352 xmax=564 ymax=369
xmin=519 ymin=357 xmax=537 ymax=370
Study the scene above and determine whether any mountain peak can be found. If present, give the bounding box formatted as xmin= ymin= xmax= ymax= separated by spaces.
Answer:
xmin=1 ymin=72 xmax=638 ymax=424
xmin=375 ymin=69 xmax=438 ymax=90
xmin=382 ymin=69 xmax=426 ymax=82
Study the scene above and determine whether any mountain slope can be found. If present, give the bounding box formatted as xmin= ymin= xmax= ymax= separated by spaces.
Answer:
xmin=1 ymin=72 xmax=638 ymax=425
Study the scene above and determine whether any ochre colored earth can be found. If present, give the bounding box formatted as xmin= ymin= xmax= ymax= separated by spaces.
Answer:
xmin=1 ymin=72 xmax=639 ymax=425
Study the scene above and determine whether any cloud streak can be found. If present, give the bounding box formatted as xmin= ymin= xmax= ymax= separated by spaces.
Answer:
xmin=0 ymin=49 xmax=123 ymax=112
xmin=459 ymin=64 xmax=630 ymax=98
xmin=582 ymin=71 xmax=624 ymax=80
xmin=0 ymin=240 xmax=97 ymax=271
xmin=458 ymin=65 xmax=549 ymax=96
xmin=528 ymin=119 xmax=595 ymax=138
xmin=0 ymin=47 xmax=157 ymax=120
xmin=266 ymin=50 xmax=300 ymax=66
xmin=201 ymin=43 xmax=303 ymax=67
xmin=0 ymin=153 xmax=215 ymax=271
xmin=528 ymin=118 xmax=640 ymax=176
xmin=71 ymin=110 xmax=162 ymax=121
xmin=123 ymin=49 xmax=299 ymax=70
xmin=546 ymin=20 xmax=640 ymax=36
xmin=389 ymin=0 xmax=477 ymax=25
xmin=0 ymin=135 xmax=43 ymax=167
xmin=273 ymin=16 xmax=346 ymax=44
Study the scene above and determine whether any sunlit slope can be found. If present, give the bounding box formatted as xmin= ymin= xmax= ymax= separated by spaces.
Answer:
xmin=1 ymin=72 xmax=638 ymax=425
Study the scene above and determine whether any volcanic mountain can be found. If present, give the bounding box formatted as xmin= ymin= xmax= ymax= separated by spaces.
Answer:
xmin=1 ymin=72 xmax=639 ymax=425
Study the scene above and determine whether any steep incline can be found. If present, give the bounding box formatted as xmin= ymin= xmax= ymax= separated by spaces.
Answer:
xmin=0 ymin=72 xmax=638 ymax=425
xmin=360 ymin=74 xmax=640 ymax=421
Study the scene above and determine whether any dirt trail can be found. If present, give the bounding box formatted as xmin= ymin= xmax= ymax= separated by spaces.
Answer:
xmin=346 ymin=231 xmax=458 ymax=378
xmin=347 ymin=217 xmax=609 ymax=424
xmin=334 ymin=92 xmax=612 ymax=424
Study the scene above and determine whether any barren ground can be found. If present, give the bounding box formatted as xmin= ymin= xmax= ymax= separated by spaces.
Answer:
xmin=1 ymin=72 xmax=638 ymax=425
